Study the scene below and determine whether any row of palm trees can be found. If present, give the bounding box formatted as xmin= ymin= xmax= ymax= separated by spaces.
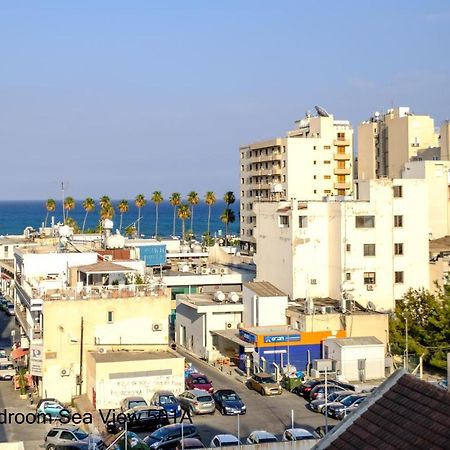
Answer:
xmin=44 ymin=191 xmax=236 ymax=240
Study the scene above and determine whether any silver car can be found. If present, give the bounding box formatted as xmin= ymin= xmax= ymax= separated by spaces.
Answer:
xmin=45 ymin=426 xmax=104 ymax=450
xmin=178 ymin=389 xmax=215 ymax=415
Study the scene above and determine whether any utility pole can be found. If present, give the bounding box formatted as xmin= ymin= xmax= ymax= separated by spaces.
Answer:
xmin=324 ymin=366 xmax=328 ymax=433
xmin=78 ymin=316 xmax=84 ymax=396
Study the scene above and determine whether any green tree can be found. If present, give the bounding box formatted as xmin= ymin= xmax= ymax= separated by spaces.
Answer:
xmin=169 ymin=192 xmax=181 ymax=237
xmin=100 ymin=204 xmax=115 ymax=221
xmin=44 ymin=198 xmax=56 ymax=227
xmin=151 ymin=191 xmax=164 ymax=238
xmin=177 ymin=203 xmax=191 ymax=241
xmin=135 ymin=194 xmax=146 ymax=237
xmin=99 ymin=195 xmax=111 ymax=210
xmin=118 ymin=199 xmax=129 ymax=233
xmin=65 ymin=216 xmax=80 ymax=233
xmin=81 ymin=197 xmax=95 ymax=232
xmin=220 ymin=208 xmax=236 ymax=246
xmin=63 ymin=197 xmax=75 ymax=222
xmin=187 ymin=191 xmax=200 ymax=237
xmin=223 ymin=191 xmax=236 ymax=208
xmin=204 ymin=191 xmax=216 ymax=240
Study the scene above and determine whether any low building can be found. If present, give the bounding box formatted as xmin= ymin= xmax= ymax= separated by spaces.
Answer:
xmin=323 ymin=336 xmax=385 ymax=382
xmin=86 ymin=350 xmax=184 ymax=409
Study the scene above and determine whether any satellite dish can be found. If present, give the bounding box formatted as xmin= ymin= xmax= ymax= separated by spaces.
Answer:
xmin=367 ymin=301 xmax=376 ymax=311
xmin=315 ymin=105 xmax=330 ymax=117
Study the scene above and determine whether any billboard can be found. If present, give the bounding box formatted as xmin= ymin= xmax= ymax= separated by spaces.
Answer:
xmin=138 ymin=245 xmax=167 ymax=266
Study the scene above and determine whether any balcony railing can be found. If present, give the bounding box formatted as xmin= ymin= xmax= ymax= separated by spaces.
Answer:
xmin=334 ymin=152 xmax=351 ymax=161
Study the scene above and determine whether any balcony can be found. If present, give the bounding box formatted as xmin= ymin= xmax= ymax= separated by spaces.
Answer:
xmin=334 ymin=167 xmax=351 ymax=175
xmin=333 ymin=138 xmax=351 ymax=147
xmin=334 ymin=152 xmax=351 ymax=161
xmin=334 ymin=182 xmax=351 ymax=190
xmin=249 ymin=167 xmax=282 ymax=176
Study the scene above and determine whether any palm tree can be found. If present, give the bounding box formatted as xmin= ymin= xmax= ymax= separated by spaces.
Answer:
xmin=151 ymin=191 xmax=164 ymax=238
xmin=204 ymin=191 xmax=216 ymax=237
xmin=99 ymin=195 xmax=111 ymax=210
xmin=81 ymin=198 xmax=95 ymax=232
xmin=44 ymin=198 xmax=56 ymax=227
xmin=118 ymin=200 xmax=129 ymax=233
xmin=187 ymin=191 xmax=200 ymax=237
xmin=100 ymin=203 xmax=115 ymax=220
xmin=223 ymin=191 xmax=236 ymax=208
xmin=169 ymin=193 xmax=181 ymax=236
xmin=64 ymin=197 xmax=75 ymax=223
xmin=177 ymin=203 xmax=191 ymax=241
xmin=220 ymin=208 xmax=236 ymax=245
xmin=135 ymin=194 xmax=146 ymax=237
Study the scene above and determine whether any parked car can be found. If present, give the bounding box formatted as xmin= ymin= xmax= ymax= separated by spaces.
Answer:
xmin=309 ymin=391 xmax=354 ymax=413
xmin=178 ymin=389 xmax=215 ymax=415
xmin=185 ymin=373 xmax=214 ymax=393
xmin=315 ymin=425 xmax=336 ymax=438
xmin=6 ymin=302 xmax=14 ymax=316
xmin=150 ymin=390 xmax=182 ymax=418
xmin=294 ymin=379 xmax=354 ymax=400
xmin=37 ymin=400 xmax=71 ymax=419
xmin=334 ymin=396 xmax=367 ymax=420
xmin=309 ymin=384 xmax=348 ymax=401
xmin=246 ymin=431 xmax=278 ymax=445
xmin=107 ymin=431 xmax=148 ymax=450
xmin=247 ymin=373 xmax=282 ymax=396
xmin=36 ymin=397 xmax=59 ymax=412
xmin=213 ymin=389 xmax=246 ymax=415
xmin=45 ymin=427 xmax=104 ymax=450
xmin=0 ymin=362 xmax=15 ymax=381
xmin=210 ymin=434 xmax=241 ymax=448
xmin=106 ymin=406 xmax=169 ymax=434
xmin=176 ymin=438 xmax=205 ymax=450
xmin=282 ymin=428 xmax=319 ymax=441
xmin=143 ymin=423 xmax=200 ymax=450
xmin=119 ymin=396 xmax=148 ymax=412
xmin=325 ymin=394 xmax=367 ymax=419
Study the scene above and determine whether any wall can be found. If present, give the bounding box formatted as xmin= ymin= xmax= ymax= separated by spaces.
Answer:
xmin=357 ymin=122 xmax=377 ymax=180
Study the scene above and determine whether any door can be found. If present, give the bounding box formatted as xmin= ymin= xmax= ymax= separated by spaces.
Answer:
xmin=357 ymin=359 xmax=366 ymax=382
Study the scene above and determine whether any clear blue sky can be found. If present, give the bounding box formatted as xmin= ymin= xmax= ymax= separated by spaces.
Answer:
xmin=0 ymin=0 xmax=449 ymax=200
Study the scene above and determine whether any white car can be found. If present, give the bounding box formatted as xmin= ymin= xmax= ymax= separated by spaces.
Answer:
xmin=246 ymin=431 xmax=278 ymax=445
xmin=282 ymin=428 xmax=319 ymax=441
xmin=210 ymin=434 xmax=241 ymax=448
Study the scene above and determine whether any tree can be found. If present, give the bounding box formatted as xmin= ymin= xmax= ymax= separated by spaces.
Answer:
xmin=220 ymin=208 xmax=236 ymax=246
xmin=118 ymin=200 xmax=129 ymax=233
xmin=81 ymin=198 xmax=95 ymax=232
xmin=204 ymin=191 xmax=216 ymax=238
xmin=44 ymin=199 xmax=56 ymax=227
xmin=135 ymin=194 xmax=146 ymax=237
xmin=151 ymin=191 xmax=164 ymax=238
xmin=100 ymin=204 xmax=115 ymax=221
xmin=65 ymin=216 xmax=80 ymax=233
xmin=169 ymin=192 xmax=181 ymax=236
xmin=187 ymin=191 xmax=200 ymax=237
xmin=63 ymin=197 xmax=75 ymax=222
xmin=177 ymin=203 xmax=191 ymax=241
xmin=223 ymin=191 xmax=236 ymax=208
xmin=99 ymin=195 xmax=111 ymax=210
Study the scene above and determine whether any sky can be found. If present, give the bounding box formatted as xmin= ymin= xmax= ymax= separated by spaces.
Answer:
xmin=0 ymin=0 xmax=449 ymax=200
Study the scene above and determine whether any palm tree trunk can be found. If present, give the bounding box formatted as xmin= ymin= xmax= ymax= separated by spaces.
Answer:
xmin=182 ymin=219 xmax=185 ymax=240
xmin=137 ymin=208 xmax=141 ymax=237
xmin=45 ymin=212 xmax=49 ymax=228
xmin=82 ymin=211 xmax=88 ymax=232
xmin=225 ymin=221 xmax=228 ymax=246
xmin=155 ymin=204 xmax=159 ymax=238
xmin=119 ymin=213 xmax=123 ymax=233
xmin=190 ymin=207 xmax=194 ymax=236
xmin=207 ymin=205 xmax=211 ymax=236
xmin=172 ymin=207 xmax=176 ymax=236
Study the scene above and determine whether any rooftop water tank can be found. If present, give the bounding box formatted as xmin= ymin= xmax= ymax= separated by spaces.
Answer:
xmin=213 ymin=291 xmax=225 ymax=303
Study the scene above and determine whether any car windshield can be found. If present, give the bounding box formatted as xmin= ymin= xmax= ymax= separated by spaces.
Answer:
xmin=194 ymin=377 xmax=209 ymax=384
xmin=129 ymin=400 xmax=146 ymax=408
xmin=328 ymin=392 xmax=340 ymax=401
xmin=160 ymin=395 xmax=177 ymax=404
xmin=259 ymin=438 xmax=277 ymax=443
xmin=222 ymin=393 xmax=239 ymax=401
xmin=341 ymin=396 xmax=358 ymax=406
xmin=74 ymin=430 xmax=88 ymax=440
xmin=149 ymin=427 xmax=171 ymax=441
xmin=197 ymin=395 xmax=213 ymax=402
xmin=259 ymin=377 xmax=275 ymax=384
xmin=220 ymin=442 xmax=239 ymax=447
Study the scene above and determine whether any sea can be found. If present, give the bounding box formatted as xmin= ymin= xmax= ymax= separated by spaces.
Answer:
xmin=0 ymin=200 xmax=240 ymax=238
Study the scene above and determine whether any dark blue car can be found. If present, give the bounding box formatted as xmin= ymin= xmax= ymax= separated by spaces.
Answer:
xmin=150 ymin=390 xmax=181 ymax=418
xmin=213 ymin=389 xmax=246 ymax=415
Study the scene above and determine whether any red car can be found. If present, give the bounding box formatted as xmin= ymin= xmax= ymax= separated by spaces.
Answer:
xmin=186 ymin=373 xmax=214 ymax=393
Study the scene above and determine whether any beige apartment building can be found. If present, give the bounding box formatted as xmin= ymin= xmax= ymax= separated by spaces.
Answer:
xmin=357 ymin=107 xmax=440 ymax=180
xmin=240 ymin=109 xmax=354 ymax=254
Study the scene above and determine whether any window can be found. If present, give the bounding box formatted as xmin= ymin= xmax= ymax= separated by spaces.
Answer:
xmin=313 ymin=145 xmax=317 ymax=150
xmin=346 ymin=244 xmax=351 ymax=252
xmin=313 ymin=175 xmax=317 ymax=179
xmin=346 ymin=272 xmax=351 ymax=281
xmin=324 ymin=175 xmax=331 ymax=179
xmin=313 ymin=161 xmax=317 ymax=165
xmin=364 ymin=272 xmax=376 ymax=284
xmin=299 ymin=216 xmax=308 ymax=228
xmin=324 ymin=190 xmax=331 ymax=194
xmin=241 ymin=178 xmax=244 ymax=184
xmin=241 ymin=165 xmax=244 ymax=172
xmin=314 ymin=189 xmax=317 ymax=194
xmin=61 ymin=432 xmax=76 ymax=441
xmin=355 ymin=216 xmax=375 ymax=228
xmin=107 ymin=311 xmax=114 ymax=323
xmin=394 ymin=243 xmax=404 ymax=255
xmin=324 ymin=160 xmax=331 ymax=164
xmin=364 ymin=244 xmax=376 ymax=256
xmin=279 ymin=216 xmax=289 ymax=227
xmin=393 ymin=185 xmax=403 ymax=198
xmin=337 ymin=132 xmax=345 ymax=139
xmin=394 ymin=215 xmax=403 ymax=227
xmin=395 ymin=271 xmax=404 ymax=283
xmin=324 ymin=145 xmax=331 ymax=149
xmin=241 ymin=152 xmax=244 ymax=159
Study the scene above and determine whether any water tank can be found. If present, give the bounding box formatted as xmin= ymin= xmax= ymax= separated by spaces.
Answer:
xmin=58 ymin=225 xmax=72 ymax=238
xmin=227 ymin=292 xmax=239 ymax=303
xmin=213 ymin=291 xmax=225 ymax=303
xmin=105 ymin=234 xmax=126 ymax=249
xmin=102 ymin=219 xmax=114 ymax=230
xmin=180 ymin=264 xmax=190 ymax=273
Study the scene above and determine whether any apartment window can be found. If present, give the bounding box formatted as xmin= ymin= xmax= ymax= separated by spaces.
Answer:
xmin=241 ymin=165 xmax=244 ymax=172
xmin=283 ymin=175 xmax=286 ymax=182
xmin=394 ymin=215 xmax=403 ymax=227
xmin=337 ymin=132 xmax=345 ymax=139
xmin=241 ymin=152 xmax=244 ymax=159
xmin=395 ymin=271 xmax=404 ymax=283
xmin=364 ymin=244 xmax=376 ymax=256
xmin=346 ymin=272 xmax=351 ymax=281
xmin=355 ymin=216 xmax=375 ymax=228
xmin=299 ymin=216 xmax=308 ymax=228
xmin=364 ymin=272 xmax=376 ymax=284
xmin=313 ymin=175 xmax=317 ymax=180
xmin=313 ymin=161 xmax=317 ymax=165
xmin=346 ymin=244 xmax=351 ymax=252
xmin=241 ymin=178 xmax=245 ymax=184
xmin=282 ymin=160 xmax=286 ymax=167
xmin=314 ymin=189 xmax=317 ymax=194
xmin=324 ymin=160 xmax=331 ymax=164
xmin=279 ymin=215 xmax=289 ymax=227
xmin=393 ymin=185 xmax=403 ymax=198
xmin=324 ymin=175 xmax=331 ymax=180
xmin=313 ymin=145 xmax=317 ymax=150
xmin=107 ymin=311 xmax=114 ymax=323
xmin=324 ymin=190 xmax=331 ymax=194
xmin=394 ymin=243 xmax=404 ymax=255
xmin=324 ymin=145 xmax=331 ymax=150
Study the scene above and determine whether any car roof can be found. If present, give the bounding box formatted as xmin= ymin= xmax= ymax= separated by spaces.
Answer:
xmin=180 ymin=438 xmax=203 ymax=444
xmin=159 ymin=423 xmax=195 ymax=431
xmin=154 ymin=390 xmax=175 ymax=396
xmin=123 ymin=396 xmax=146 ymax=401
xmin=215 ymin=389 xmax=237 ymax=394
xmin=286 ymin=428 xmax=316 ymax=437
xmin=251 ymin=430 xmax=276 ymax=437
xmin=214 ymin=434 xmax=239 ymax=442
xmin=51 ymin=426 xmax=83 ymax=432
xmin=188 ymin=389 xmax=212 ymax=396
xmin=126 ymin=405 xmax=164 ymax=413
xmin=190 ymin=372 xmax=207 ymax=377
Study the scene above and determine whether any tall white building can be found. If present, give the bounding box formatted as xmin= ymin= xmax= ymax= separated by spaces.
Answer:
xmin=240 ymin=108 xmax=354 ymax=254
xmin=253 ymin=178 xmax=430 ymax=311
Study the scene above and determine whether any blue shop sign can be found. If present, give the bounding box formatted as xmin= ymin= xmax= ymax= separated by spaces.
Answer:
xmin=264 ymin=334 xmax=301 ymax=344
xmin=240 ymin=330 xmax=256 ymax=343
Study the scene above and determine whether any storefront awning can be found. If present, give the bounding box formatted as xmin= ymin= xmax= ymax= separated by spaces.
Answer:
xmin=211 ymin=329 xmax=255 ymax=352
xmin=11 ymin=348 xmax=28 ymax=360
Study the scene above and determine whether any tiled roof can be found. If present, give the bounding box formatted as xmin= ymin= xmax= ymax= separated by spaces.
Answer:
xmin=315 ymin=369 xmax=450 ymax=449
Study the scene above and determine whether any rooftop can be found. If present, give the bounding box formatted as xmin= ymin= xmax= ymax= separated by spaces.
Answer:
xmin=177 ymin=292 xmax=242 ymax=307
xmin=75 ymin=261 xmax=135 ymax=273
xmin=89 ymin=350 xmax=178 ymax=363
xmin=242 ymin=325 xmax=299 ymax=335
xmin=244 ymin=281 xmax=287 ymax=297
xmin=329 ymin=336 xmax=383 ymax=347
xmin=429 ymin=235 xmax=450 ymax=256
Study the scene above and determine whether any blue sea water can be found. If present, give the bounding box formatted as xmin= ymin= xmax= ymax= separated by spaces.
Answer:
xmin=0 ymin=200 xmax=240 ymax=238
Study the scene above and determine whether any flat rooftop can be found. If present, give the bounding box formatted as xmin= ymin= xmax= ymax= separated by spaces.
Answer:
xmin=331 ymin=336 xmax=383 ymax=347
xmin=177 ymin=292 xmax=242 ymax=307
xmin=242 ymin=325 xmax=299 ymax=335
xmin=89 ymin=350 xmax=178 ymax=363
xmin=244 ymin=281 xmax=286 ymax=297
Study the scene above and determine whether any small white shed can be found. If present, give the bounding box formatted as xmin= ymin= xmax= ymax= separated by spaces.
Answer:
xmin=324 ymin=336 xmax=385 ymax=382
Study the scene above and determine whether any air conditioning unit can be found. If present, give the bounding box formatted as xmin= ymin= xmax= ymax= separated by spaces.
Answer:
xmin=103 ymin=255 xmax=113 ymax=261
xmin=210 ymin=268 xmax=219 ymax=275
xmin=152 ymin=322 xmax=163 ymax=332
xmin=60 ymin=368 xmax=70 ymax=377
xmin=366 ymin=284 xmax=375 ymax=291
xmin=219 ymin=268 xmax=228 ymax=275
xmin=97 ymin=347 xmax=107 ymax=354
xmin=201 ymin=268 xmax=210 ymax=275
xmin=310 ymin=279 xmax=317 ymax=285
xmin=225 ymin=321 xmax=234 ymax=330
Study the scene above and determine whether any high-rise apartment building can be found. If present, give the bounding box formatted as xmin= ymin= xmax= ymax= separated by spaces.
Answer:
xmin=357 ymin=107 xmax=440 ymax=180
xmin=240 ymin=109 xmax=354 ymax=254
